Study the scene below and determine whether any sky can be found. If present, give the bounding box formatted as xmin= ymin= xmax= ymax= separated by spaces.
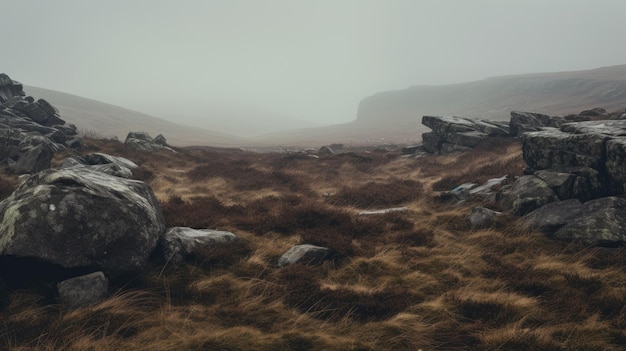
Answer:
xmin=2 ymin=0 xmax=626 ymax=136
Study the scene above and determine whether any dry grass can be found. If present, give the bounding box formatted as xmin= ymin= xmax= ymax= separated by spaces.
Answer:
xmin=2 ymin=136 xmax=626 ymax=350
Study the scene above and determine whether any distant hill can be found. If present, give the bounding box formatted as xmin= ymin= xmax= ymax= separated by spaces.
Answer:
xmin=23 ymin=86 xmax=251 ymax=147
xmin=263 ymin=65 xmax=626 ymax=146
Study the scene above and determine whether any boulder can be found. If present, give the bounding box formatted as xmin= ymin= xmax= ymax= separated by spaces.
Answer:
xmin=358 ymin=207 xmax=409 ymax=215
xmin=553 ymin=197 xmax=626 ymax=246
xmin=85 ymin=153 xmax=138 ymax=169
xmin=521 ymin=129 xmax=607 ymax=170
xmin=467 ymin=207 xmax=502 ymax=229
xmin=501 ymin=175 xmax=558 ymax=215
xmin=57 ymin=271 xmax=110 ymax=309
xmin=0 ymin=167 xmax=165 ymax=273
xmin=522 ymin=199 xmax=584 ymax=234
xmin=278 ymin=244 xmax=331 ymax=267
xmin=159 ymin=227 xmax=243 ymax=265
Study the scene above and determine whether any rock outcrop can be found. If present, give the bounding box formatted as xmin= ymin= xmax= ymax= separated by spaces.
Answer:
xmin=125 ymin=132 xmax=173 ymax=152
xmin=421 ymin=116 xmax=509 ymax=153
xmin=0 ymin=167 xmax=165 ymax=273
xmin=0 ymin=73 xmax=80 ymax=174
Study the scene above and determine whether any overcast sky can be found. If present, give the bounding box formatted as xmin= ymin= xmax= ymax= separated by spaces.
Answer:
xmin=2 ymin=0 xmax=626 ymax=135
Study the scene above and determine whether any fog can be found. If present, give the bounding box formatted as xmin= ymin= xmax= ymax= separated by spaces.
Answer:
xmin=2 ymin=0 xmax=626 ymax=137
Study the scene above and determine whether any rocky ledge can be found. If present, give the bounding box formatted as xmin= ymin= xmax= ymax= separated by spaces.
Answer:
xmin=0 ymin=73 xmax=81 ymax=174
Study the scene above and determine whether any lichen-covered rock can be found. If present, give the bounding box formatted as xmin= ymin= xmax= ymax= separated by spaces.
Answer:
xmin=278 ymin=244 xmax=331 ymax=267
xmin=521 ymin=129 xmax=607 ymax=170
xmin=553 ymin=197 xmax=626 ymax=245
xmin=501 ymin=175 xmax=558 ymax=215
xmin=0 ymin=167 xmax=165 ymax=273
xmin=57 ymin=271 xmax=109 ymax=309
xmin=522 ymin=199 xmax=583 ymax=234
xmin=159 ymin=227 xmax=242 ymax=265
xmin=9 ymin=144 xmax=53 ymax=174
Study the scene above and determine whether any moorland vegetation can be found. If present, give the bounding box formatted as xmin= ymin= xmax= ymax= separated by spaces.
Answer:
xmin=2 ymin=136 xmax=626 ymax=350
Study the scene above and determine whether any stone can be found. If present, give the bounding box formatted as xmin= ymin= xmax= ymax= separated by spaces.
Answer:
xmin=57 ymin=271 xmax=109 ymax=309
xmin=85 ymin=153 xmax=138 ymax=169
xmin=125 ymin=131 xmax=174 ymax=152
xmin=522 ymin=199 xmax=584 ymax=234
xmin=0 ymin=73 xmax=25 ymax=102
xmin=318 ymin=146 xmax=335 ymax=157
xmin=278 ymin=244 xmax=331 ymax=267
xmin=0 ymin=167 xmax=165 ymax=273
xmin=468 ymin=207 xmax=502 ymax=229
xmin=509 ymin=110 xmax=561 ymax=136
xmin=553 ymin=197 xmax=626 ymax=246
xmin=501 ymin=175 xmax=558 ymax=215
xmin=159 ymin=227 xmax=242 ymax=265
xmin=153 ymin=134 xmax=167 ymax=146
xmin=421 ymin=116 xmax=508 ymax=154
xmin=358 ymin=207 xmax=409 ymax=215
xmin=8 ymin=144 xmax=53 ymax=174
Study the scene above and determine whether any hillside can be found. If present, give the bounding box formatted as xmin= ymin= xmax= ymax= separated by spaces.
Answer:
xmin=24 ymin=86 xmax=252 ymax=147
xmin=264 ymin=65 xmax=626 ymax=146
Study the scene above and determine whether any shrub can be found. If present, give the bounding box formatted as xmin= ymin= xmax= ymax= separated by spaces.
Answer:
xmin=332 ymin=179 xmax=423 ymax=207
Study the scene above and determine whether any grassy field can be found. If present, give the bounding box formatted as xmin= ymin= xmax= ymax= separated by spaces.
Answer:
xmin=2 ymin=136 xmax=626 ymax=350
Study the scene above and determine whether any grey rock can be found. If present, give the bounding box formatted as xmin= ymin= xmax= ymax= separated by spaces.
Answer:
xmin=153 ymin=134 xmax=167 ymax=146
xmin=509 ymin=110 xmax=562 ymax=136
xmin=421 ymin=115 xmax=507 ymax=154
xmin=522 ymin=199 xmax=583 ymax=234
xmin=85 ymin=153 xmax=138 ymax=169
xmin=521 ymin=129 xmax=607 ymax=170
xmin=401 ymin=145 xmax=423 ymax=154
xmin=60 ymin=155 xmax=88 ymax=169
xmin=0 ymin=74 xmax=25 ymax=102
xmin=501 ymin=175 xmax=558 ymax=215
xmin=159 ymin=227 xmax=242 ymax=265
xmin=553 ymin=197 xmax=626 ymax=245
xmin=358 ymin=207 xmax=409 ymax=215
xmin=319 ymin=146 xmax=335 ymax=157
xmin=9 ymin=144 xmax=53 ymax=174
xmin=0 ymin=167 xmax=165 ymax=273
xmin=468 ymin=207 xmax=502 ymax=229
xmin=278 ymin=244 xmax=331 ymax=267
xmin=421 ymin=132 xmax=442 ymax=153
xmin=57 ymin=271 xmax=109 ymax=309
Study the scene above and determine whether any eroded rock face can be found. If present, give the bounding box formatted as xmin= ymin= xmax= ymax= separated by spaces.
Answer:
xmin=421 ymin=116 xmax=509 ymax=154
xmin=0 ymin=167 xmax=165 ymax=273
xmin=521 ymin=119 xmax=626 ymax=196
xmin=501 ymin=175 xmax=558 ymax=215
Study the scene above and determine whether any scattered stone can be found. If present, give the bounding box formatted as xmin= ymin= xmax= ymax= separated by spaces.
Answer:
xmin=159 ymin=227 xmax=243 ymax=265
xmin=358 ymin=207 xmax=409 ymax=215
xmin=9 ymin=144 xmax=53 ymax=174
xmin=467 ymin=207 xmax=502 ymax=229
xmin=277 ymin=244 xmax=331 ymax=267
xmin=57 ymin=271 xmax=110 ymax=309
